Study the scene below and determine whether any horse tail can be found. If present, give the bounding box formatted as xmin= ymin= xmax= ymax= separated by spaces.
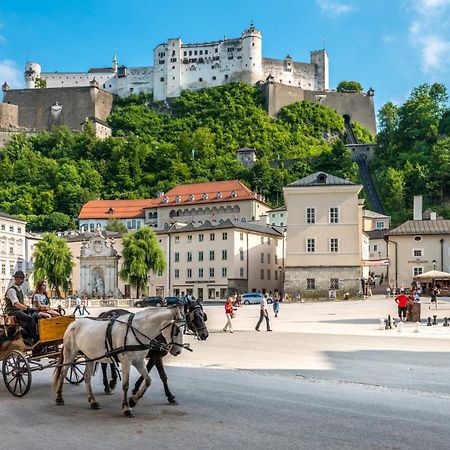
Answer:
xmin=51 ymin=347 xmax=64 ymax=394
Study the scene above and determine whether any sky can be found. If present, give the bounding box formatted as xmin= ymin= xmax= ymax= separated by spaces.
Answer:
xmin=0 ymin=0 xmax=449 ymax=114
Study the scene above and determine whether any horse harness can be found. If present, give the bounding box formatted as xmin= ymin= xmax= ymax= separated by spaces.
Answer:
xmin=185 ymin=302 xmax=208 ymax=338
xmin=103 ymin=312 xmax=189 ymax=364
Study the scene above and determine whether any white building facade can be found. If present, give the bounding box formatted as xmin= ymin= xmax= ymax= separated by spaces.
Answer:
xmin=24 ymin=25 xmax=328 ymax=101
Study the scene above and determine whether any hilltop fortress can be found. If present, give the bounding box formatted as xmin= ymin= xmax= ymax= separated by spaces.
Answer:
xmin=0 ymin=25 xmax=375 ymax=140
xmin=24 ymin=24 xmax=328 ymax=101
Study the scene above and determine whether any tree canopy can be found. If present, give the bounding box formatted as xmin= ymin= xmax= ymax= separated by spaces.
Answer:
xmin=337 ymin=81 xmax=364 ymax=93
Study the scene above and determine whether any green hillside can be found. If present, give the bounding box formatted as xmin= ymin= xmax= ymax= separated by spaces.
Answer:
xmin=0 ymin=83 xmax=359 ymax=232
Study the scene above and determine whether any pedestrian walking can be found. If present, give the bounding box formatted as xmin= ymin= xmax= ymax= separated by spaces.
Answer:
xmin=73 ymin=295 xmax=82 ymax=315
xmin=255 ymin=293 xmax=272 ymax=332
xmin=223 ymin=297 xmax=234 ymax=333
xmin=430 ymin=286 xmax=438 ymax=309
xmin=395 ymin=289 xmax=409 ymax=322
xmin=81 ymin=297 xmax=90 ymax=315
xmin=273 ymin=292 xmax=280 ymax=317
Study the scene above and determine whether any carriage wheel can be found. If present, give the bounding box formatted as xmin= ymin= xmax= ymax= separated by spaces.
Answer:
xmin=2 ymin=350 xmax=32 ymax=397
xmin=65 ymin=361 xmax=85 ymax=384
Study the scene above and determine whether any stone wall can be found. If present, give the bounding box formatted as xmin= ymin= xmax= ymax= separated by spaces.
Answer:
xmin=0 ymin=103 xmax=18 ymax=128
xmin=284 ymin=266 xmax=362 ymax=300
xmin=261 ymin=81 xmax=377 ymax=135
xmin=3 ymin=86 xmax=114 ymax=131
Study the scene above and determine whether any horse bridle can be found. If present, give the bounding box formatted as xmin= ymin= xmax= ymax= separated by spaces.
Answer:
xmin=160 ymin=312 xmax=192 ymax=352
xmin=185 ymin=301 xmax=207 ymax=339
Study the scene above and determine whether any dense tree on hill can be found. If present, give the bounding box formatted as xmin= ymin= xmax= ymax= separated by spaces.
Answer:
xmin=373 ymin=83 xmax=450 ymax=224
xmin=0 ymin=83 xmax=368 ymax=231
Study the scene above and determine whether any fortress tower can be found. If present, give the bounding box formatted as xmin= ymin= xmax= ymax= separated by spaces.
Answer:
xmin=24 ymin=62 xmax=41 ymax=89
xmin=241 ymin=24 xmax=262 ymax=84
xmin=310 ymin=50 xmax=329 ymax=90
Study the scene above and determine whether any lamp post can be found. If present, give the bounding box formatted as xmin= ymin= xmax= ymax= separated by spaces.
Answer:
xmin=278 ymin=266 xmax=284 ymax=299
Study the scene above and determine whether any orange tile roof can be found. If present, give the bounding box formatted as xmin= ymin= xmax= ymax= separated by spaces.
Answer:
xmin=78 ymin=199 xmax=159 ymax=219
xmin=156 ymin=180 xmax=265 ymax=207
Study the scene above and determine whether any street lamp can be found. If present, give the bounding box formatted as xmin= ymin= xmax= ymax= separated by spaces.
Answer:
xmin=432 ymin=259 xmax=436 ymax=270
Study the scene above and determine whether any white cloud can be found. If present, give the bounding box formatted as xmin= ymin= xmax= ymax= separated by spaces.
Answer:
xmin=408 ymin=0 xmax=450 ymax=73
xmin=0 ymin=60 xmax=23 ymax=88
xmin=317 ymin=0 xmax=354 ymax=16
xmin=421 ymin=35 xmax=450 ymax=71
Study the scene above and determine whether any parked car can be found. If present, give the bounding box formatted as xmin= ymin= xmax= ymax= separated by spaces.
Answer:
xmin=241 ymin=293 xmax=273 ymax=305
xmin=134 ymin=296 xmax=165 ymax=307
xmin=164 ymin=296 xmax=187 ymax=306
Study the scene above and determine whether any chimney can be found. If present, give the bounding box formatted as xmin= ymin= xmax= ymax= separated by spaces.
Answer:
xmin=413 ymin=196 xmax=423 ymax=221
xmin=430 ymin=211 xmax=437 ymax=221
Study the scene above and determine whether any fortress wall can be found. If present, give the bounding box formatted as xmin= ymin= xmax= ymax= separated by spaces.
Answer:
xmin=261 ymin=82 xmax=377 ymax=135
xmin=304 ymin=90 xmax=376 ymax=135
xmin=0 ymin=103 xmax=18 ymax=128
xmin=262 ymin=58 xmax=316 ymax=90
xmin=3 ymin=86 xmax=114 ymax=131
xmin=93 ymin=88 xmax=115 ymax=122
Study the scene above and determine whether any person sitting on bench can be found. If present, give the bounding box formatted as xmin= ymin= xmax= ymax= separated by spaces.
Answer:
xmin=4 ymin=271 xmax=38 ymax=346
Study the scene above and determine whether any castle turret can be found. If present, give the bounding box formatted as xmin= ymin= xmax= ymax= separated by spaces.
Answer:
xmin=112 ymin=50 xmax=118 ymax=72
xmin=24 ymin=62 xmax=41 ymax=89
xmin=310 ymin=50 xmax=329 ymax=90
xmin=241 ymin=23 xmax=262 ymax=85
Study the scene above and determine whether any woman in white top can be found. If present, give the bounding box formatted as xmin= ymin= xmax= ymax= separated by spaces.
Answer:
xmin=32 ymin=280 xmax=60 ymax=318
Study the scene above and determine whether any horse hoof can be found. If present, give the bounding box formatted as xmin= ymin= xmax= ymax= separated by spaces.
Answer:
xmin=90 ymin=402 xmax=101 ymax=410
xmin=104 ymin=387 xmax=113 ymax=395
xmin=55 ymin=398 xmax=64 ymax=405
xmin=124 ymin=410 xmax=135 ymax=418
xmin=128 ymin=397 xmax=137 ymax=408
xmin=168 ymin=398 xmax=179 ymax=405
xmin=109 ymin=382 xmax=117 ymax=390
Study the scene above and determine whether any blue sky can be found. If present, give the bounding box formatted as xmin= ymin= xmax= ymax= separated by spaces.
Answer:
xmin=0 ymin=0 xmax=449 ymax=114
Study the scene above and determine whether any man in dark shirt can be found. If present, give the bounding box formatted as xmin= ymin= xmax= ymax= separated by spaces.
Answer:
xmin=4 ymin=271 xmax=38 ymax=345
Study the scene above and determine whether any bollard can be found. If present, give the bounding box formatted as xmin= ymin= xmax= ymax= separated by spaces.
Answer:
xmin=384 ymin=319 xmax=390 ymax=330
xmin=392 ymin=318 xmax=397 ymax=328
xmin=388 ymin=315 xmax=392 ymax=329
xmin=444 ymin=317 xmax=449 ymax=327
xmin=433 ymin=315 xmax=438 ymax=326
xmin=427 ymin=317 xmax=432 ymax=326
xmin=414 ymin=322 xmax=420 ymax=333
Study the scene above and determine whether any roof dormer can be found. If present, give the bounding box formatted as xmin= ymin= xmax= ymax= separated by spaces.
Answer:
xmin=175 ymin=195 xmax=181 ymax=202
xmin=231 ymin=191 xmax=238 ymax=198
xmin=216 ymin=192 xmax=223 ymax=199
xmin=163 ymin=196 xmax=169 ymax=203
xmin=188 ymin=194 xmax=195 ymax=201
xmin=202 ymin=193 xmax=209 ymax=200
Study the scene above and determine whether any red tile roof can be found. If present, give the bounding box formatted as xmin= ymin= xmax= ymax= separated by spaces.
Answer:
xmin=78 ymin=199 xmax=159 ymax=219
xmin=156 ymin=180 xmax=265 ymax=207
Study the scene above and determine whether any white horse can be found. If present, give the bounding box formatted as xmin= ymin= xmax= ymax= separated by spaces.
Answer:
xmin=52 ymin=306 xmax=185 ymax=417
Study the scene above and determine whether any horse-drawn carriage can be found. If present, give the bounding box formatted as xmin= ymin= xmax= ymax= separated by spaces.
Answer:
xmin=0 ymin=314 xmax=84 ymax=397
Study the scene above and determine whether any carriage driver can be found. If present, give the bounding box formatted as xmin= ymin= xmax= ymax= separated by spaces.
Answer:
xmin=4 ymin=271 xmax=38 ymax=346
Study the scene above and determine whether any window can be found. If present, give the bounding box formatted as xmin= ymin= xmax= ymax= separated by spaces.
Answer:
xmin=9 ymin=245 xmax=13 ymax=254
xmin=306 ymin=208 xmax=316 ymax=224
xmin=413 ymin=267 xmax=423 ymax=276
xmin=240 ymin=267 xmax=244 ymax=277
xmin=199 ymin=234 xmax=204 ymax=242
xmin=275 ymin=271 xmax=278 ymax=281
xmin=187 ymin=235 xmax=192 ymax=243
xmin=306 ymin=238 xmax=316 ymax=253
xmin=220 ymin=288 xmax=227 ymax=298
xmin=413 ymin=249 xmax=423 ymax=257
xmin=261 ymin=253 xmax=265 ymax=263
xmin=268 ymin=238 xmax=271 ymax=246
xmin=0 ymin=224 xmax=4 ymax=231
xmin=329 ymin=207 xmax=339 ymax=223
xmin=174 ymin=252 xmax=180 ymax=262
xmin=9 ymin=264 xmax=13 ymax=274
xmin=17 ymin=227 xmax=22 ymax=234
xmin=222 ymin=232 xmax=228 ymax=240
xmin=267 ymin=270 xmax=271 ymax=280
xmin=240 ymin=249 xmax=244 ymax=261
xmin=373 ymin=245 xmax=378 ymax=251
xmin=376 ymin=221 xmax=385 ymax=229
xmin=198 ymin=268 xmax=204 ymax=278
xmin=209 ymin=268 xmax=215 ymax=277
xmin=267 ymin=254 xmax=271 ymax=264
xmin=157 ymin=270 xmax=163 ymax=277
xmin=187 ymin=268 xmax=192 ymax=278
xmin=240 ymin=232 xmax=244 ymax=241
xmin=330 ymin=278 xmax=339 ymax=289
xmin=160 ymin=77 xmax=165 ymax=82
xmin=306 ymin=278 xmax=315 ymax=289
xmin=261 ymin=269 xmax=265 ymax=280
xmin=175 ymin=236 xmax=180 ymax=244
xmin=330 ymin=238 xmax=339 ymax=253
xmin=174 ymin=269 xmax=180 ymax=278
xmin=1 ymin=263 xmax=5 ymax=274
xmin=210 ymin=233 xmax=215 ymax=241
xmin=208 ymin=289 xmax=215 ymax=299
xmin=275 ymin=254 xmax=278 ymax=265
xmin=209 ymin=250 xmax=215 ymax=261
xmin=198 ymin=251 xmax=204 ymax=261
xmin=261 ymin=237 xmax=265 ymax=244
xmin=222 ymin=250 xmax=227 ymax=260
xmin=9 ymin=226 xmax=13 ymax=232
xmin=222 ymin=267 xmax=227 ymax=277
xmin=187 ymin=252 xmax=193 ymax=262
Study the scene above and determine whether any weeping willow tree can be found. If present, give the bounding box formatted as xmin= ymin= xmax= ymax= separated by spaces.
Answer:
xmin=119 ymin=226 xmax=166 ymax=298
xmin=32 ymin=233 xmax=74 ymax=297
